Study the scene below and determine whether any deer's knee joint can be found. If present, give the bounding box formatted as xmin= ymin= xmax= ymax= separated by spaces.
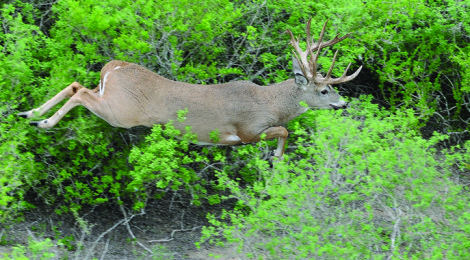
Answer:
xmin=278 ymin=127 xmax=288 ymax=138
xmin=262 ymin=126 xmax=288 ymax=140
xmin=71 ymin=82 xmax=83 ymax=89
xmin=68 ymin=82 xmax=84 ymax=97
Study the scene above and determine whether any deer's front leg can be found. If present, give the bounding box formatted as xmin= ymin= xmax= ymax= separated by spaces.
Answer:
xmin=18 ymin=82 xmax=84 ymax=119
xmin=29 ymin=87 xmax=101 ymax=128
xmin=260 ymin=126 xmax=288 ymax=161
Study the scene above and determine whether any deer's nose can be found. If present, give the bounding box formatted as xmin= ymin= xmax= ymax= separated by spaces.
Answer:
xmin=330 ymin=103 xmax=348 ymax=110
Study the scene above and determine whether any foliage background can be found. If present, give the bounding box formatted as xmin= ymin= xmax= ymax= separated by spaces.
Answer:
xmin=0 ymin=0 xmax=469 ymax=259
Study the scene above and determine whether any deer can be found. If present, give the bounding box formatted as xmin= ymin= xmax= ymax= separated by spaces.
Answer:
xmin=18 ymin=18 xmax=362 ymax=161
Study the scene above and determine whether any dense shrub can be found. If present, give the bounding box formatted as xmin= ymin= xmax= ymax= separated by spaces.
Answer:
xmin=199 ymin=97 xmax=470 ymax=259
xmin=0 ymin=0 xmax=469 ymax=258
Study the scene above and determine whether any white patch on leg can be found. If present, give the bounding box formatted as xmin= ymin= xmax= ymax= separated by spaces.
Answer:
xmin=195 ymin=141 xmax=214 ymax=145
xmin=99 ymin=79 xmax=103 ymax=97
xmin=226 ymin=134 xmax=242 ymax=142
xmin=99 ymin=71 xmax=111 ymax=98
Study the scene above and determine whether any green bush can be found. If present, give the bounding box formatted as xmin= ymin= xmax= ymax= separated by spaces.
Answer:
xmin=0 ymin=0 xmax=469 ymax=258
xmin=0 ymin=2 xmax=48 ymax=222
xmin=50 ymin=0 xmax=243 ymax=82
xmin=127 ymin=117 xmax=215 ymax=209
xmin=199 ymin=97 xmax=470 ymax=259
xmin=2 ymin=237 xmax=56 ymax=260
xmin=358 ymin=0 xmax=470 ymax=136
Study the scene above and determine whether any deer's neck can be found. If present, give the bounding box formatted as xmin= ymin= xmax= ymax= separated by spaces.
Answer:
xmin=264 ymin=79 xmax=310 ymax=124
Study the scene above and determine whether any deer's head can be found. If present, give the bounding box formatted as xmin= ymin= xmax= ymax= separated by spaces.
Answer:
xmin=287 ymin=19 xmax=362 ymax=110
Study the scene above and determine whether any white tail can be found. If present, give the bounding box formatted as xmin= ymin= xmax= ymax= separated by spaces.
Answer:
xmin=18 ymin=19 xmax=361 ymax=161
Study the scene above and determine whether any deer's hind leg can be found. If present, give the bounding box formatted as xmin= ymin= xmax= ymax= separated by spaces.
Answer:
xmin=18 ymin=82 xmax=85 ymax=119
xmin=26 ymin=84 xmax=104 ymax=128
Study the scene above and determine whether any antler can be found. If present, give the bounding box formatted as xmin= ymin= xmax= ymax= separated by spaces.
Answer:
xmin=286 ymin=18 xmax=362 ymax=85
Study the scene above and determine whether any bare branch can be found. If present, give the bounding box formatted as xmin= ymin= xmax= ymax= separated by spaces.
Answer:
xmin=148 ymin=226 xmax=202 ymax=243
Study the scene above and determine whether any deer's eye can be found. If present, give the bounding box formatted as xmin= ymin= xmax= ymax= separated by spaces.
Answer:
xmin=321 ymin=89 xmax=328 ymax=95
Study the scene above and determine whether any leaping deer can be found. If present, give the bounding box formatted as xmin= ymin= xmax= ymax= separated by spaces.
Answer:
xmin=18 ymin=19 xmax=361 ymax=160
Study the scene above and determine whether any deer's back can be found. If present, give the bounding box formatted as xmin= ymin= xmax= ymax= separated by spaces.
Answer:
xmin=99 ymin=61 xmax=277 ymax=139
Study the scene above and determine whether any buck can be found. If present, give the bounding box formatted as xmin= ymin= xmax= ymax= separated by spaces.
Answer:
xmin=18 ymin=19 xmax=361 ymax=161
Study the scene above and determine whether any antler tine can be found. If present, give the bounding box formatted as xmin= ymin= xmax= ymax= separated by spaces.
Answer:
xmin=291 ymin=50 xmax=305 ymax=75
xmin=327 ymin=64 xmax=363 ymax=85
xmin=305 ymin=18 xmax=313 ymax=61
xmin=309 ymin=33 xmax=351 ymax=53
xmin=306 ymin=18 xmax=316 ymax=75
xmin=310 ymin=20 xmax=361 ymax=85
xmin=287 ymin=18 xmax=360 ymax=83
xmin=310 ymin=42 xmax=320 ymax=77
xmin=325 ymin=49 xmax=339 ymax=80
xmin=317 ymin=19 xmax=328 ymax=45
xmin=286 ymin=28 xmax=310 ymax=78
xmin=308 ymin=19 xmax=329 ymax=52
xmin=286 ymin=28 xmax=300 ymax=53
xmin=309 ymin=20 xmax=329 ymax=80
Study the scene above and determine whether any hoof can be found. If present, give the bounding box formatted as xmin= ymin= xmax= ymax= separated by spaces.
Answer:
xmin=268 ymin=151 xmax=285 ymax=168
xmin=17 ymin=112 xmax=30 ymax=119
xmin=30 ymin=121 xmax=40 ymax=127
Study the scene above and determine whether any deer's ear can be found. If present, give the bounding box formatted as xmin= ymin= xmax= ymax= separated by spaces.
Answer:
xmin=295 ymin=73 xmax=308 ymax=85
xmin=293 ymin=58 xmax=308 ymax=85
xmin=292 ymin=57 xmax=303 ymax=75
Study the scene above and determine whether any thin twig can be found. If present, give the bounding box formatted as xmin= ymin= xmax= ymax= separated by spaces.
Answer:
xmin=387 ymin=208 xmax=403 ymax=260
xmin=100 ymin=238 xmax=111 ymax=260
xmin=84 ymin=217 xmax=126 ymax=260
xmin=26 ymin=228 xmax=37 ymax=241
xmin=148 ymin=226 xmax=202 ymax=243
xmin=119 ymin=204 xmax=153 ymax=255
xmin=74 ymin=228 xmax=89 ymax=260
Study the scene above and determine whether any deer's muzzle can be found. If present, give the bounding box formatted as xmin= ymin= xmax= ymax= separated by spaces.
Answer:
xmin=330 ymin=103 xmax=348 ymax=110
